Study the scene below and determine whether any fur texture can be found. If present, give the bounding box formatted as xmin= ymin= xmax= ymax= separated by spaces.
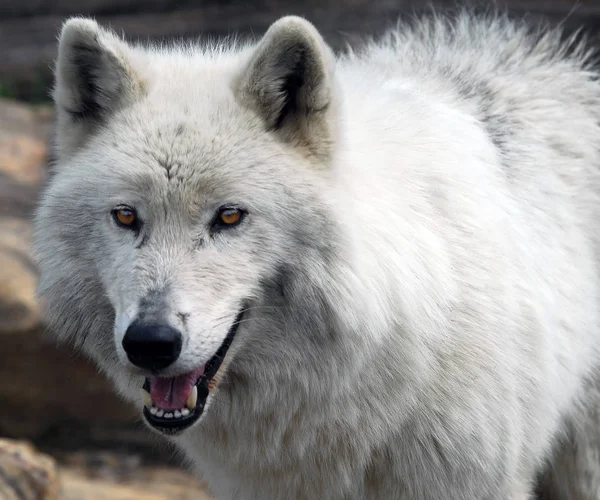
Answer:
xmin=34 ymin=11 xmax=600 ymax=500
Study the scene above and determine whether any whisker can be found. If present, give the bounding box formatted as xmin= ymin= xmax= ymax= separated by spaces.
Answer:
xmin=209 ymin=303 xmax=311 ymax=326
xmin=211 ymin=316 xmax=279 ymax=330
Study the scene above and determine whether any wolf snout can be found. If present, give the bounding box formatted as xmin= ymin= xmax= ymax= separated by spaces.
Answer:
xmin=122 ymin=320 xmax=182 ymax=371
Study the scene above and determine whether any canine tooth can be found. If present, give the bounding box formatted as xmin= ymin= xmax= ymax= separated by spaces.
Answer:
xmin=182 ymin=408 xmax=190 ymax=417
xmin=156 ymin=409 xmax=164 ymax=417
xmin=164 ymin=412 xmax=173 ymax=419
xmin=174 ymin=410 xmax=182 ymax=418
xmin=150 ymin=407 xmax=158 ymax=415
xmin=140 ymin=388 xmax=152 ymax=408
xmin=187 ymin=386 xmax=198 ymax=409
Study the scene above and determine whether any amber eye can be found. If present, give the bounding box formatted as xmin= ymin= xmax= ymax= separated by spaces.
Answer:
xmin=218 ymin=207 xmax=242 ymax=226
xmin=212 ymin=206 xmax=245 ymax=231
xmin=112 ymin=206 xmax=138 ymax=229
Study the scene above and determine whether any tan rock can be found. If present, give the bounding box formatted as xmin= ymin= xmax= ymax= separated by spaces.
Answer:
xmin=0 ymin=440 xmax=214 ymax=500
xmin=0 ymin=134 xmax=48 ymax=185
xmin=60 ymin=465 xmax=214 ymax=500
xmin=0 ymin=98 xmax=53 ymax=142
xmin=0 ymin=99 xmax=51 ymax=334
xmin=0 ymin=98 xmax=52 ymax=186
xmin=0 ymin=216 xmax=39 ymax=334
xmin=0 ymin=439 xmax=60 ymax=500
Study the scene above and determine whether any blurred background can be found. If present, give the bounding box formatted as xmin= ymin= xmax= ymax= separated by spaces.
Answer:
xmin=1 ymin=1 xmax=599 ymax=498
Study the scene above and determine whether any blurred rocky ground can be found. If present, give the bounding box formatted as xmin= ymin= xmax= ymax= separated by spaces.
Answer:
xmin=1 ymin=1 xmax=600 ymax=497
xmin=0 ymin=439 xmax=212 ymax=499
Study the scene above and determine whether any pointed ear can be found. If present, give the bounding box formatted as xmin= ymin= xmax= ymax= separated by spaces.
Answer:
xmin=53 ymin=18 xmax=144 ymax=160
xmin=236 ymin=16 xmax=337 ymax=162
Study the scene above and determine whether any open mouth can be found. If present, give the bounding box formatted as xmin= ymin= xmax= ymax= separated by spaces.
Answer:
xmin=139 ymin=309 xmax=244 ymax=435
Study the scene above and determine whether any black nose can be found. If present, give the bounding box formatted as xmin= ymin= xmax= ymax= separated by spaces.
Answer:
xmin=122 ymin=321 xmax=182 ymax=371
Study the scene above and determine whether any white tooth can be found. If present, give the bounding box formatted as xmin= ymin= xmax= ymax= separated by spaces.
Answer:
xmin=164 ymin=412 xmax=173 ymax=419
xmin=182 ymin=408 xmax=190 ymax=417
xmin=140 ymin=389 xmax=152 ymax=408
xmin=156 ymin=409 xmax=164 ymax=417
xmin=187 ymin=386 xmax=198 ymax=409
xmin=174 ymin=410 xmax=182 ymax=418
xmin=150 ymin=407 xmax=158 ymax=415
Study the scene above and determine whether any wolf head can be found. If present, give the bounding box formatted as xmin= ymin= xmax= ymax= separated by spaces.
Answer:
xmin=34 ymin=16 xmax=370 ymax=435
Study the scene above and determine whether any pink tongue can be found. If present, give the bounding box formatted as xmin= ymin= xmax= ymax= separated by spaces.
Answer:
xmin=150 ymin=365 xmax=205 ymax=410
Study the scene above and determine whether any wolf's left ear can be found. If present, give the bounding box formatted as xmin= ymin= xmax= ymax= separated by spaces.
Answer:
xmin=235 ymin=16 xmax=337 ymax=162
xmin=53 ymin=18 xmax=144 ymax=160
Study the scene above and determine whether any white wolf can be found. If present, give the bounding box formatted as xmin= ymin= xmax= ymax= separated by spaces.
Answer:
xmin=33 ymin=10 xmax=600 ymax=499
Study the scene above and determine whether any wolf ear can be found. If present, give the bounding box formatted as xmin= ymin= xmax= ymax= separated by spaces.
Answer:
xmin=236 ymin=16 xmax=337 ymax=162
xmin=53 ymin=18 xmax=143 ymax=159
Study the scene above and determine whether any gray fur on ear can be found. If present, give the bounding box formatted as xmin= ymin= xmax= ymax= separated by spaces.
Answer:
xmin=53 ymin=18 xmax=143 ymax=159
xmin=236 ymin=16 xmax=337 ymax=162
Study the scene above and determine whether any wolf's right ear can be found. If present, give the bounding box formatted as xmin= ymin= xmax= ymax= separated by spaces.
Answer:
xmin=53 ymin=18 xmax=144 ymax=160
xmin=235 ymin=17 xmax=337 ymax=163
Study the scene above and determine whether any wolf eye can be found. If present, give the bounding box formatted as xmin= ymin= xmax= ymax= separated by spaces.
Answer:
xmin=112 ymin=206 xmax=138 ymax=229
xmin=213 ymin=206 xmax=245 ymax=230
xmin=219 ymin=208 xmax=242 ymax=225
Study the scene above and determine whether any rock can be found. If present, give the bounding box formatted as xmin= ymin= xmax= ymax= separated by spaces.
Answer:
xmin=0 ymin=98 xmax=53 ymax=185
xmin=0 ymin=216 xmax=39 ymax=334
xmin=60 ymin=462 xmax=214 ymax=500
xmin=0 ymin=441 xmax=213 ymax=500
xmin=0 ymin=439 xmax=60 ymax=500
xmin=0 ymin=135 xmax=47 ymax=185
xmin=0 ymin=99 xmax=52 ymax=334
xmin=59 ymin=450 xmax=214 ymax=499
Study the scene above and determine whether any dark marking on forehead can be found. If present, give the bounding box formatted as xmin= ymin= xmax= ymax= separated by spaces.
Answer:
xmin=146 ymin=148 xmax=179 ymax=181
xmin=143 ymin=124 xmax=192 ymax=181
xmin=157 ymin=156 xmax=175 ymax=180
